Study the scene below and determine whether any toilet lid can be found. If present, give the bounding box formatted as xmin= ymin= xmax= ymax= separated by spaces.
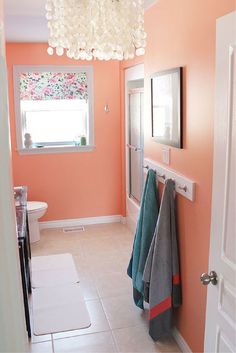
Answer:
xmin=27 ymin=201 xmax=48 ymax=213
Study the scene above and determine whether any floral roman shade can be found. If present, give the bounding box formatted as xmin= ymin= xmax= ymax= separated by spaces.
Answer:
xmin=20 ymin=72 xmax=88 ymax=101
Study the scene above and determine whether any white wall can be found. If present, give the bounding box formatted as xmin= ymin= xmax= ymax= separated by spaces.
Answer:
xmin=0 ymin=1 xmax=28 ymax=351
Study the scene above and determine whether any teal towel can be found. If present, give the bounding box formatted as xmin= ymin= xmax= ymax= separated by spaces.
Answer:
xmin=127 ymin=169 xmax=159 ymax=309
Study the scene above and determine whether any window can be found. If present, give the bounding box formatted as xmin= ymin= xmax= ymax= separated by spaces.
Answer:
xmin=13 ymin=66 xmax=94 ymax=154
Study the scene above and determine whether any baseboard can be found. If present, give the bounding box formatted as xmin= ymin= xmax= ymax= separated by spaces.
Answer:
xmin=172 ymin=327 xmax=192 ymax=353
xmin=120 ymin=216 xmax=127 ymax=224
xmin=39 ymin=215 xmax=125 ymax=230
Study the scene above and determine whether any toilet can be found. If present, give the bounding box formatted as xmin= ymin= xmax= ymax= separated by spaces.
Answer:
xmin=27 ymin=201 xmax=48 ymax=243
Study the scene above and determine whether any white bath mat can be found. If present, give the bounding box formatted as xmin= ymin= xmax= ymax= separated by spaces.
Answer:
xmin=32 ymin=284 xmax=91 ymax=335
xmin=31 ymin=254 xmax=79 ymax=288
xmin=32 ymin=253 xmax=76 ymax=271
xmin=32 ymin=268 xmax=79 ymax=288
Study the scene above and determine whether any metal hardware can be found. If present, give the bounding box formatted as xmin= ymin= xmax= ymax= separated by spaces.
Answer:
xmin=200 ymin=271 xmax=218 ymax=286
xmin=143 ymin=165 xmax=165 ymax=179
xmin=104 ymin=104 xmax=110 ymax=113
xmin=143 ymin=158 xmax=195 ymax=201
xmin=142 ymin=164 xmax=187 ymax=190
xmin=178 ymin=184 xmax=187 ymax=192
xmin=157 ymin=173 xmax=166 ymax=180
xmin=126 ymin=143 xmax=142 ymax=152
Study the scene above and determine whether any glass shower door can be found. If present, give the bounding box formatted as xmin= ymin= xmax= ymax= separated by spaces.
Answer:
xmin=127 ymin=89 xmax=144 ymax=204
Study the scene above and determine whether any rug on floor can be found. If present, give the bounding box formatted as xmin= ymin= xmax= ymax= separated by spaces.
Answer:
xmin=31 ymin=253 xmax=80 ymax=288
xmin=31 ymin=253 xmax=91 ymax=335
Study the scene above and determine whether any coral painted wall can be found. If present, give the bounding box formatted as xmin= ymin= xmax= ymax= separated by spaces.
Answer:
xmin=6 ymin=43 xmax=122 ymax=221
xmin=6 ymin=1 xmax=236 ymax=351
xmin=138 ymin=1 xmax=234 ymax=352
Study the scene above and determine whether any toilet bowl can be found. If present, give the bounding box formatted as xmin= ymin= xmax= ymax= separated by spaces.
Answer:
xmin=27 ymin=201 xmax=48 ymax=243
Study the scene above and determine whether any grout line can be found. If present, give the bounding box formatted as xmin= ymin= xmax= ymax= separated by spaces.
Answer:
xmin=51 ymin=334 xmax=55 ymax=353
xmin=31 ymin=225 xmax=137 ymax=352
xmin=110 ymin=329 xmax=120 ymax=353
xmin=52 ymin=327 xmax=113 ymax=342
xmin=99 ymin=298 xmax=111 ymax=328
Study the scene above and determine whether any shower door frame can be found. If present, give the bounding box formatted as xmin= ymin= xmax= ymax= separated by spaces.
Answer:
xmin=128 ymin=87 xmax=144 ymax=204
xmin=125 ymin=64 xmax=144 ymax=232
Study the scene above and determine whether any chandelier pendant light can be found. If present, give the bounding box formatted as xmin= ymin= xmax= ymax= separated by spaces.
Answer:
xmin=45 ymin=0 xmax=147 ymax=61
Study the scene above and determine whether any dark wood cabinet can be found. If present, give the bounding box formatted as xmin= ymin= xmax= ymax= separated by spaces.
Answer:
xmin=15 ymin=186 xmax=31 ymax=338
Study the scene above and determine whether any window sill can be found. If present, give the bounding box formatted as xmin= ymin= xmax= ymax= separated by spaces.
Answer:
xmin=17 ymin=145 xmax=96 ymax=155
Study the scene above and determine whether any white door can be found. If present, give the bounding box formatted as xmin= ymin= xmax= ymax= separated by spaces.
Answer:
xmin=0 ymin=2 xmax=28 ymax=351
xmin=204 ymin=11 xmax=236 ymax=353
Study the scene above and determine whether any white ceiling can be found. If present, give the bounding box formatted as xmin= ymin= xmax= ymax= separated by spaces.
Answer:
xmin=4 ymin=0 xmax=157 ymax=42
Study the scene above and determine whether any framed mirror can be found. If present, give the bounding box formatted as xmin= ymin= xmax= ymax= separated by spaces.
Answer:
xmin=151 ymin=67 xmax=183 ymax=148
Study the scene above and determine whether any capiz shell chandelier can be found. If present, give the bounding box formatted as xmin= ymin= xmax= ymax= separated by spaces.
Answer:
xmin=46 ymin=0 xmax=147 ymax=61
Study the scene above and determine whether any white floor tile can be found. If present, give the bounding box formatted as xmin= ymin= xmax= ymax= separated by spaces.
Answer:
xmin=30 ymin=224 xmax=182 ymax=353
xmin=53 ymin=331 xmax=117 ymax=353
xmin=95 ymin=272 xmax=132 ymax=298
xmin=112 ymin=326 xmax=182 ymax=353
xmin=101 ymin=295 xmax=148 ymax=329
xmin=29 ymin=341 xmax=53 ymax=353
xmin=30 ymin=333 xmax=52 ymax=344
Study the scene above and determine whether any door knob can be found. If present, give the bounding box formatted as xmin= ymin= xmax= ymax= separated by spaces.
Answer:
xmin=200 ymin=271 xmax=218 ymax=285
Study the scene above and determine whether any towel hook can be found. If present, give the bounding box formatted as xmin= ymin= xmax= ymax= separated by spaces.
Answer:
xmin=167 ymin=178 xmax=187 ymax=192
xmin=178 ymin=184 xmax=187 ymax=192
xmin=143 ymin=165 xmax=166 ymax=180
xmin=156 ymin=173 xmax=166 ymax=180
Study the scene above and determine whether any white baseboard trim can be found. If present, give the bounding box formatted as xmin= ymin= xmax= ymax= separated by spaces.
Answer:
xmin=120 ymin=216 xmax=127 ymax=224
xmin=172 ymin=327 xmax=192 ymax=353
xmin=39 ymin=215 xmax=124 ymax=230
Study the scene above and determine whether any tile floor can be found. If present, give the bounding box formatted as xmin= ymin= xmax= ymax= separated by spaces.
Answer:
xmin=29 ymin=223 xmax=182 ymax=353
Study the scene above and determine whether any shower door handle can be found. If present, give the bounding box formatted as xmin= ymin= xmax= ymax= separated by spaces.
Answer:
xmin=126 ymin=143 xmax=142 ymax=152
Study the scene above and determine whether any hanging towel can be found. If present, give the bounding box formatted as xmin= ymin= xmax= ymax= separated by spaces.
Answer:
xmin=127 ymin=169 xmax=159 ymax=309
xmin=143 ymin=179 xmax=182 ymax=341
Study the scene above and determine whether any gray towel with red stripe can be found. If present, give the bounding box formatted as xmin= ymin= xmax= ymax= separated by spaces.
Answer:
xmin=143 ymin=179 xmax=182 ymax=341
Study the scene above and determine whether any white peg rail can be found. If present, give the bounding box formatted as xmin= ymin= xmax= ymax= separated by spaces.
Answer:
xmin=143 ymin=158 xmax=196 ymax=202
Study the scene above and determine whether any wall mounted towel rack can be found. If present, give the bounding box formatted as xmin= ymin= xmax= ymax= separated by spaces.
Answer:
xmin=143 ymin=158 xmax=196 ymax=202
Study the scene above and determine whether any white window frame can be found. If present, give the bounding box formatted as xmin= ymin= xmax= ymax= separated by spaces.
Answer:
xmin=13 ymin=65 xmax=95 ymax=155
